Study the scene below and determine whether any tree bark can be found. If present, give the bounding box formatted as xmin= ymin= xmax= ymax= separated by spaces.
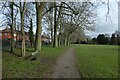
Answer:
xmin=35 ymin=2 xmax=46 ymax=52
xmin=29 ymin=19 xmax=34 ymax=47
xmin=10 ymin=2 xmax=14 ymax=53
xmin=67 ymin=34 xmax=70 ymax=45
xmin=53 ymin=2 xmax=62 ymax=47
xmin=20 ymin=2 xmax=26 ymax=57
xmin=53 ymin=2 xmax=57 ymax=47
xmin=58 ymin=27 xmax=62 ymax=47
xmin=58 ymin=34 xmax=60 ymax=47
xmin=50 ymin=21 xmax=53 ymax=46
xmin=64 ymin=35 xmax=67 ymax=46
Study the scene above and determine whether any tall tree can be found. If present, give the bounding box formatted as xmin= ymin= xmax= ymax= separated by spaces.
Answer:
xmin=9 ymin=2 xmax=14 ymax=53
xmin=35 ymin=2 xmax=46 ymax=52
xmin=92 ymin=37 xmax=97 ymax=44
xmin=97 ymin=34 xmax=106 ymax=44
xmin=59 ymin=2 xmax=96 ymax=46
xmin=43 ymin=2 xmax=54 ymax=46
xmin=29 ymin=18 xmax=34 ymax=47
xmin=110 ymin=34 xmax=117 ymax=45
xmin=53 ymin=2 xmax=59 ymax=47
xmin=117 ymin=35 xmax=120 ymax=45
xmin=1 ymin=2 xmax=15 ymax=53
xmin=20 ymin=2 xmax=26 ymax=57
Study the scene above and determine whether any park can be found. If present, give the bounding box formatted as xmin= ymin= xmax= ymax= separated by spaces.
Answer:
xmin=0 ymin=0 xmax=119 ymax=79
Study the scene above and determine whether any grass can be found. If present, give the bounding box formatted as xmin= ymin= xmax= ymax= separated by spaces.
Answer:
xmin=74 ymin=44 xmax=118 ymax=78
xmin=2 ymin=45 xmax=68 ymax=78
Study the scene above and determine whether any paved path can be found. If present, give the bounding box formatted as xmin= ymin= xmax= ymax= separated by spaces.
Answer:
xmin=49 ymin=48 xmax=81 ymax=78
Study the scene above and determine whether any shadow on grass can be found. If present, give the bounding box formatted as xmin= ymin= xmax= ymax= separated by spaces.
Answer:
xmin=3 ymin=49 xmax=37 ymax=61
xmin=26 ymin=49 xmax=34 ymax=52
xmin=25 ymin=55 xmax=32 ymax=59
xmin=26 ymin=47 xmax=34 ymax=52
xmin=3 ymin=49 xmax=21 ymax=57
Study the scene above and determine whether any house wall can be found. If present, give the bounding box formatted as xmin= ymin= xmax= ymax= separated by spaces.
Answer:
xmin=1 ymin=32 xmax=17 ymax=41
xmin=0 ymin=28 xmax=50 ymax=44
xmin=0 ymin=28 xmax=29 ymax=41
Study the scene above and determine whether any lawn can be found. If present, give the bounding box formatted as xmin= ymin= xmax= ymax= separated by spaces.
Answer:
xmin=74 ymin=44 xmax=118 ymax=78
xmin=2 ymin=46 xmax=68 ymax=78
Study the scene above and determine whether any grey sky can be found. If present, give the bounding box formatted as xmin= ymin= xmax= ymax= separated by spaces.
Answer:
xmin=86 ymin=1 xmax=118 ymax=38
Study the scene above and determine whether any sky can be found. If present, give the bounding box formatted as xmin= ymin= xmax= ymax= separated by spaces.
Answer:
xmin=85 ymin=1 xmax=118 ymax=38
xmin=0 ymin=1 xmax=119 ymax=38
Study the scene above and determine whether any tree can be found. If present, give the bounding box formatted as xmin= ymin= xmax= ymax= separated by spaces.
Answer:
xmin=41 ymin=2 xmax=97 ymax=47
xmin=105 ymin=37 xmax=109 ymax=44
xmin=110 ymin=34 xmax=117 ymax=45
xmin=117 ymin=35 xmax=120 ymax=45
xmin=114 ymin=31 xmax=120 ymax=45
xmin=53 ymin=2 xmax=63 ymax=47
xmin=1 ymin=2 xmax=15 ymax=53
xmin=92 ymin=37 xmax=97 ymax=44
xmin=43 ymin=2 xmax=54 ymax=46
xmin=29 ymin=18 xmax=34 ymax=47
xmin=97 ymin=34 xmax=106 ymax=44
xmin=60 ymin=2 xmax=96 ymax=46
xmin=35 ymin=2 xmax=46 ymax=52
xmin=20 ymin=2 xmax=26 ymax=57
xmin=9 ymin=2 xmax=14 ymax=53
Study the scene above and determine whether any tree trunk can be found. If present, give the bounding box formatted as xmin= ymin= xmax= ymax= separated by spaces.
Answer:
xmin=35 ymin=2 xmax=46 ymax=52
xmin=53 ymin=2 xmax=58 ymax=47
xmin=29 ymin=19 xmax=34 ymax=47
xmin=10 ymin=2 xmax=14 ymax=53
xmin=58 ymin=27 xmax=62 ymax=47
xmin=20 ymin=2 xmax=26 ymax=57
xmin=64 ymin=35 xmax=67 ymax=46
xmin=67 ymin=34 xmax=70 ymax=45
xmin=14 ymin=19 xmax=17 ymax=48
xmin=50 ymin=20 xmax=53 ymax=46
xmin=47 ymin=10 xmax=54 ymax=46
xmin=53 ymin=2 xmax=62 ymax=47
xmin=58 ymin=34 xmax=61 ymax=47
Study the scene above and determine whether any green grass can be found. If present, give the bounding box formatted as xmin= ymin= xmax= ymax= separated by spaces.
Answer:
xmin=74 ymin=44 xmax=118 ymax=78
xmin=2 ymin=45 xmax=68 ymax=78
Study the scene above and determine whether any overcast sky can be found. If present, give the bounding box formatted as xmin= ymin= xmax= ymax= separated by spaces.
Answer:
xmin=85 ymin=1 xmax=118 ymax=38
xmin=0 ymin=1 xmax=119 ymax=38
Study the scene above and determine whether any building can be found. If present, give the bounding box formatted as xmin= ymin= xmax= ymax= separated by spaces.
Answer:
xmin=0 ymin=27 xmax=29 ymax=41
xmin=0 ymin=27 xmax=50 ymax=45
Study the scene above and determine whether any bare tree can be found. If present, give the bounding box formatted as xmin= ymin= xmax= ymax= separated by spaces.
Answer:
xmin=10 ymin=2 xmax=14 ymax=53
xmin=20 ymin=2 xmax=26 ymax=57
xmin=43 ymin=2 xmax=54 ymax=46
xmin=1 ymin=2 xmax=16 ymax=53
xmin=58 ymin=2 xmax=97 ymax=46
xmin=35 ymin=2 xmax=46 ymax=52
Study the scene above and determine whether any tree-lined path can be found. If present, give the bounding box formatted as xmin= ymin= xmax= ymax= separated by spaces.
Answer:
xmin=49 ymin=48 xmax=81 ymax=78
xmin=1 ymin=1 xmax=118 ymax=78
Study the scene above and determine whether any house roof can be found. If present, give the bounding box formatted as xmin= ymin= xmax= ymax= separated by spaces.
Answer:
xmin=1 ymin=27 xmax=50 ymax=39
xmin=0 ymin=27 xmax=29 ymax=35
xmin=1 ymin=27 xmax=12 ymax=33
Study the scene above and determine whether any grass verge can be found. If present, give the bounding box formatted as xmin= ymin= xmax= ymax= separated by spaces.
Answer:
xmin=2 ymin=45 xmax=68 ymax=78
xmin=74 ymin=44 xmax=118 ymax=78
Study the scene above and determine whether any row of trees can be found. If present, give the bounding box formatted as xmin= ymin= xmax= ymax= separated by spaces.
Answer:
xmin=92 ymin=32 xmax=120 ymax=45
xmin=0 ymin=1 xmax=97 ymax=57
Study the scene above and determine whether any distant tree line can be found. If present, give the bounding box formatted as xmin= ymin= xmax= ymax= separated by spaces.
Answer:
xmin=92 ymin=31 xmax=120 ymax=45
